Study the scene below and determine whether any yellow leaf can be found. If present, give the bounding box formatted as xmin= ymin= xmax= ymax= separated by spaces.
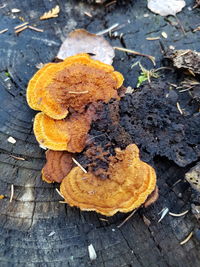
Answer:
xmin=0 ymin=195 xmax=4 ymax=199
xmin=40 ymin=5 xmax=60 ymax=20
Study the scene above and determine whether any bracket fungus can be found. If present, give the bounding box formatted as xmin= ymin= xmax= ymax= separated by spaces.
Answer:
xmin=42 ymin=150 xmax=73 ymax=183
xmin=60 ymin=144 xmax=156 ymax=216
xmin=33 ymin=111 xmax=92 ymax=152
xmin=27 ymin=53 xmax=123 ymax=119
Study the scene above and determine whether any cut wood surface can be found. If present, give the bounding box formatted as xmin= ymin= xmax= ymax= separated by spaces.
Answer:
xmin=0 ymin=0 xmax=199 ymax=266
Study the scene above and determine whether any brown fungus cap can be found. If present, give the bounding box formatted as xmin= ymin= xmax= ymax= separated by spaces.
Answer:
xmin=60 ymin=144 xmax=156 ymax=216
xmin=33 ymin=111 xmax=92 ymax=152
xmin=42 ymin=150 xmax=73 ymax=183
xmin=27 ymin=53 xmax=124 ymax=119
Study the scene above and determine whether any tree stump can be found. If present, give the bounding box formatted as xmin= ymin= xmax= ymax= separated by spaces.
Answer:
xmin=0 ymin=0 xmax=199 ymax=266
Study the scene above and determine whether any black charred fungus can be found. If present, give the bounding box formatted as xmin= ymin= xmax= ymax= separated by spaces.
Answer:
xmin=119 ymin=81 xmax=200 ymax=166
xmin=77 ymin=81 xmax=199 ymax=178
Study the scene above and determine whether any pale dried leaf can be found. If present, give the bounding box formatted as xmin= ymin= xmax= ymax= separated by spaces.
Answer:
xmin=40 ymin=5 xmax=60 ymax=20
xmin=7 ymin=136 xmax=16 ymax=144
xmin=88 ymin=244 xmax=97 ymax=261
xmin=147 ymin=0 xmax=186 ymax=16
xmin=11 ymin=8 xmax=21 ymax=13
xmin=57 ymin=29 xmax=115 ymax=65
xmin=185 ymin=162 xmax=200 ymax=192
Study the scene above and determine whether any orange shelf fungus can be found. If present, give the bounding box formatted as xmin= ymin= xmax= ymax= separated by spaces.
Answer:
xmin=60 ymin=144 xmax=156 ymax=216
xmin=27 ymin=53 xmax=124 ymax=119
xmin=42 ymin=150 xmax=73 ymax=183
xmin=33 ymin=111 xmax=92 ymax=152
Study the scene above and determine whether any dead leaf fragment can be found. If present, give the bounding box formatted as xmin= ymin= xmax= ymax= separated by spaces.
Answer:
xmin=185 ymin=162 xmax=200 ymax=192
xmin=11 ymin=8 xmax=21 ymax=13
xmin=40 ymin=5 xmax=60 ymax=20
xmin=0 ymin=195 xmax=4 ymax=199
xmin=147 ymin=0 xmax=186 ymax=16
xmin=57 ymin=29 xmax=115 ymax=65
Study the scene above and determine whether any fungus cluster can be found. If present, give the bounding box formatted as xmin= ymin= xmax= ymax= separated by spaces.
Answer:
xmin=27 ymin=31 xmax=157 ymax=216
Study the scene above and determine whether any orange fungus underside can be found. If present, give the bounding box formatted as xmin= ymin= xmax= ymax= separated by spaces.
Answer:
xmin=27 ymin=53 xmax=124 ymax=119
xmin=60 ymin=144 xmax=157 ymax=216
xmin=33 ymin=111 xmax=92 ymax=152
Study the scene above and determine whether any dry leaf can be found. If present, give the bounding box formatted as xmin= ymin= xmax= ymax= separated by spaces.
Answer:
xmin=0 ymin=195 xmax=4 ymax=199
xmin=147 ymin=0 xmax=186 ymax=16
xmin=57 ymin=29 xmax=115 ymax=65
xmin=185 ymin=162 xmax=200 ymax=192
xmin=40 ymin=5 xmax=60 ymax=20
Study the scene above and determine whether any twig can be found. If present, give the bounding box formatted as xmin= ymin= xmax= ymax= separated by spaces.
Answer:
xmin=10 ymin=155 xmax=25 ymax=161
xmin=113 ymin=46 xmax=156 ymax=66
xmin=176 ymin=102 xmax=183 ymax=115
xmin=68 ymin=91 xmax=88 ymax=94
xmin=0 ymin=28 xmax=8 ymax=34
xmin=117 ymin=209 xmax=138 ymax=228
xmin=72 ymin=158 xmax=87 ymax=173
xmin=10 ymin=184 xmax=14 ymax=203
xmin=96 ymin=23 xmax=119 ymax=35
xmin=175 ymin=15 xmax=186 ymax=35
xmin=84 ymin=11 xmax=92 ymax=18
xmin=146 ymin=37 xmax=160 ymax=41
xmin=180 ymin=231 xmax=193 ymax=245
xmin=55 ymin=188 xmax=64 ymax=199
xmin=14 ymin=22 xmax=29 ymax=30
xmin=169 ymin=210 xmax=189 ymax=217
xmin=15 ymin=25 xmax=28 ymax=34
xmin=28 ymin=26 xmax=44 ymax=32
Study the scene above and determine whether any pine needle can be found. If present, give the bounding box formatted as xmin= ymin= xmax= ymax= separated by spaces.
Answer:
xmin=180 ymin=231 xmax=193 ymax=245
xmin=169 ymin=210 xmax=189 ymax=217
xmin=113 ymin=46 xmax=156 ymax=66
xmin=40 ymin=5 xmax=60 ymax=20
xmin=10 ymin=184 xmax=14 ymax=203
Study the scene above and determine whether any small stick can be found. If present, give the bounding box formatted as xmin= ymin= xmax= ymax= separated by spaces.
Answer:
xmin=68 ymin=91 xmax=88 ymax=94
xmin=28 ymin=26 xmax=44 ymax=32
xmin=146 ymin=37 xmax=160 ymax=41
xmin=15 ymin=25 xmax=28 ymax=34
xmin=10 ymin=184 xmax=14 ymax=203
xmin=113 ymin=46 xmax=156 ymax=66
xmin=14 ymin=22 xmax=29 ymax=30
xmin=55 ymin=188 xmax=64 ymax=199
xmin=10 ymin=155 xmax=25 ymax=161
xmin=59 ymin=200 xmax=67 ymax=203
xmin=180 ymin=231 xmax=193 ymax=245
xmin=117 ymin=209 xmax=137 ymax=228
xmin=169 ymin=210 xmax=189 ymax=217
xmin=176 ymin=102 xmax=183 ymax=115
xmin=84 ymin=11 xmax=92 ymax=18
xmin=175 ymin=15 xmax=186 ymax=35
xmin=96 ymin=23 xmax=119 ymax=35
xmin=99 ymin=218 xmax=109 ymax=222
xmin=105 ymin=0 xmax=117 ymax=8
xmin=72 ymin=158 xmax=87 ymax=173
xmin=172 ymin=179 xmax=182 ymax=187
xmin=0 ymin=28 xmax=8 ymax=34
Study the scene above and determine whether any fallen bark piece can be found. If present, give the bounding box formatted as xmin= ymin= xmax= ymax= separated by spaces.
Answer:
xmin=166 ymin=49 xmax=200 ymax=74
xmin=185 ymin=162 xmax=200 ymax=192
xmin=27 ymin=53 xmax=123 ymax=119
xmin=60 ymin=144 xmax=156 ymax=216
xmin=57 ymin=29 xmax=115 ymax=65
xmin=42 ymin=150 xmax=73 ymax=183
xmin=147 ymin=0 xmax=186 ymax=16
